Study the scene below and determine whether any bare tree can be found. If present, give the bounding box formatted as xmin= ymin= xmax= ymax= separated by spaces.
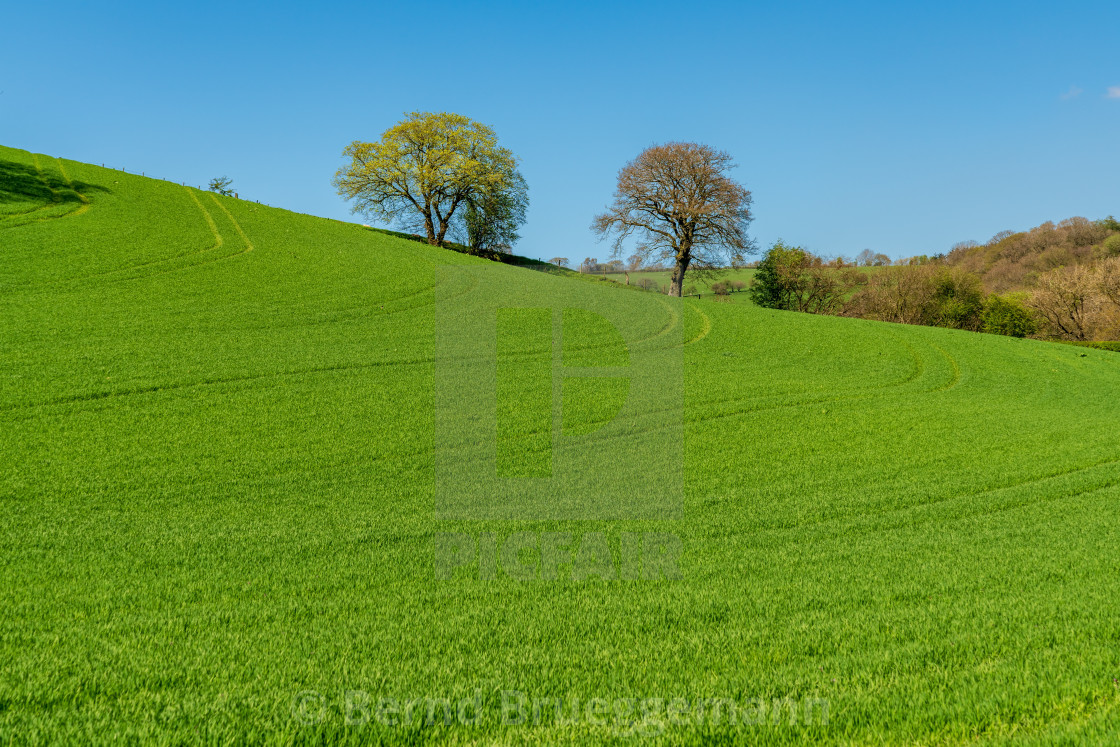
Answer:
xmin=1096 ymin=257 xmax=1120 ymax=337
xmin=592 ymin=142 xmax=753 ymax=297
xmin=1029 ymin=264 xmax=1100 ymax=341
xmin=1098 ymin=257 xmax=1120 ymax=309
xmin=549 ymin=257 xmax=569 ymax=268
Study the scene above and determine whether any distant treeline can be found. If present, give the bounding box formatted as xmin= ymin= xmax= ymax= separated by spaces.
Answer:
xmin=749 ymin=215 xmax=1120 ymax=342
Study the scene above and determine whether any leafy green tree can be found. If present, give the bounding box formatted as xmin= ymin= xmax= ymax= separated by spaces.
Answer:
xmin=749 ymin=242 xmax=803 ymax=308
xmin=455 ymin=170 xmax=528 ymax=251
xmin=208 ymin=176 xmax=234 ymax=196
xmin=748 ymin=241 xmax=855 ymax=313
xmin=333 ymin=111 xmax=518 ymax=246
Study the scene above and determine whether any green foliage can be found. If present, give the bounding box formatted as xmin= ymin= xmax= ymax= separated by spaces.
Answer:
xmin=1098 ymin=215 xmax=1120 ymax=233
xmin=333 ymin=111 xmax=518 ymax=246
xmin=1099 ymin=233 xmax=1120 ymax=258
xmin=748 ymin=241 xmax=805 ymax=308
xmin=930 ymin=266 xmax=985 ymax=330
xmin=207 ymin=176 xmax=234 ymax=196
xmin=456 ymin=170 xmax=529 ymax=251
xmin=982 ymin=293 xmax=1039 ymax=337
xmin=750 ymin=242 xmax=861 ymax=314
xmin=5 ymin=144 xmax=1120 ymax=742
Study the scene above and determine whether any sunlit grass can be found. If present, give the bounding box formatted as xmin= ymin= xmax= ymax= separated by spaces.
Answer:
xmin=2 ymin=144 xmax=1119 ymax=744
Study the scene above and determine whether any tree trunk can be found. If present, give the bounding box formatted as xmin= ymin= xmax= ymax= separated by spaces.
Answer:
xmin=423 ymin=210 xmax=437 ymax=246
xmin=669 ymin=252 xmax=691 ymax=297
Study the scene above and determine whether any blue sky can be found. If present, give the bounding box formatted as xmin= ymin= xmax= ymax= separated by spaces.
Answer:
xmin=2 ymin=0 xmax=1117 ymax=261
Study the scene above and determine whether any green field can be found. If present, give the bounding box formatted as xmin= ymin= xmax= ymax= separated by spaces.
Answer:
xmin=612 ymin=267 xmax=758 ymax=300
xmin=3 ymin=144 xmax=1120 ymax=744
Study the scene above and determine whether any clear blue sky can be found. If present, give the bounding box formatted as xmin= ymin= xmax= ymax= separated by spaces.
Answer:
xmin=3 ymin=0 xmax=1117 ymax=261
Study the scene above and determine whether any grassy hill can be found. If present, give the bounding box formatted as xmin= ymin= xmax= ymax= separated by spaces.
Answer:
xmin=3 ymin=144 xmax=1120 ymax=744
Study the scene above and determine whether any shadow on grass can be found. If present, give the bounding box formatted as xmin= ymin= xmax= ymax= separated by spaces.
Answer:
xmin=0 ymin=158 xmax=111 ymax=208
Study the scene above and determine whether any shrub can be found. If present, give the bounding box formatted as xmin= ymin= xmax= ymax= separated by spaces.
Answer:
xmin=1098 ymin=234 xmax=1120 ymax=258
xmin=710 ymin=281 xmax=730 ymax=295
xmin=982 ymin=294 xmax=1039 ymax=337
xmin=845 ymin=265 xmax=985 ymax=330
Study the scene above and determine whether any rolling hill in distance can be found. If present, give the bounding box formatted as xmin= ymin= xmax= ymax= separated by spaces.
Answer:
xmin=2 ymin=144 xmax=1120 ymax=743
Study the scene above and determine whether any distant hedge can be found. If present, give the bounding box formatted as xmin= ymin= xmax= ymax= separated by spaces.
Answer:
xmin=1061 ymin=340 xmax=1120 ymax=353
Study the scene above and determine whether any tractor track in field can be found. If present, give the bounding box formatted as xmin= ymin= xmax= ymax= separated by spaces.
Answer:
xmin=716 ymin=453 xmax=1120 ymax=548
xmin=0 ymin=270 xmax=486 ymax=416
xmin=66 ymin=188 xmax=252 ymax=287
xmin=55 ymin=160 xmax=90 ymax=218
xmin=2 ymin=266 xmax=963 ymax=430
xmin=253 ymin=265 xmax=483 ymax=331
xmin=430 ymin=328 xmax=961 ymax=467
xmin=101 ymin=190 xmax=253 ymax=283
xmin=685 ymin=328 xmax=959 ymax=426
xmin=0 ymin=357 xmax=436 ymax=417
xmin=930 ymin=342 xmax=962 ymax=391
xmin=683 ymin=302 xmax=712 ymax=346
xmin=3 ymin=186 xmax=250 ymax=289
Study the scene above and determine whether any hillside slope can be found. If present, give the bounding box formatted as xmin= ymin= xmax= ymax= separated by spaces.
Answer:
xmin=945 ymin=216 xmax=1120 ymax=293
xmin=2 ymin=145 xmax=1120 ymax=744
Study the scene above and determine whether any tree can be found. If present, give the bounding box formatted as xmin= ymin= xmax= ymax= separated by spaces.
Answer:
xmin=549 ymin=257 xmax=569 ymax=268
xmin=749 ymin=242 xmax=861 ymax=314
xmin=333 ymin=111 xmax=518 ymax=247
xmin=749 ymin=241 xmax=803 ymax=309
xmin=591 ymin=142 xmax=753 ymax=297
xmin=1028 ymin=264 xmax=1099 ymax=341
xmin=1099 ymin=257 xmax=1120 ymax=309
xmin=208 ymin=176 xmax=234 ymax=196
xmin=453 ymin=170 xmax=529 ymax=252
